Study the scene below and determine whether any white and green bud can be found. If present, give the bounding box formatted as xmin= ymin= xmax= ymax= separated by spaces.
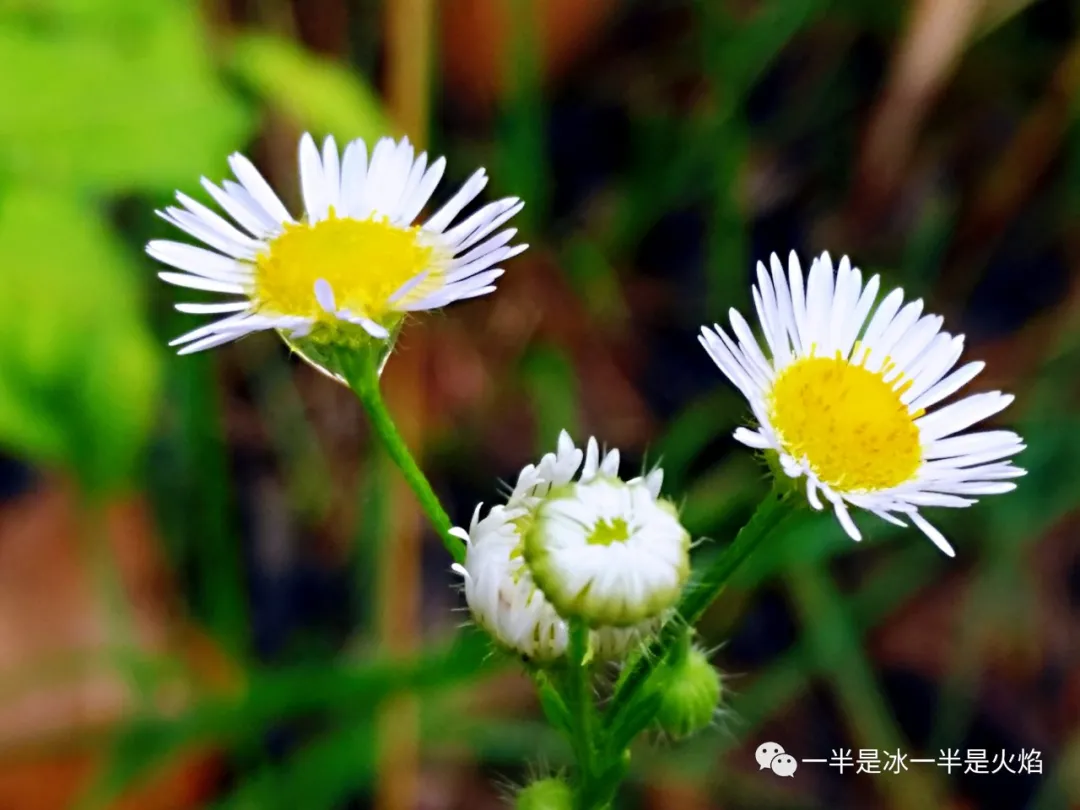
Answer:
xmin=524 ymin=439 xmax=690 ymax=627
xmin=655 ymin=640 xmax=723 ymax=739
xmin=452 ymin=433 xmax=677 ymax=663
xmin=515 ymin=777 xmax=573 ymax=810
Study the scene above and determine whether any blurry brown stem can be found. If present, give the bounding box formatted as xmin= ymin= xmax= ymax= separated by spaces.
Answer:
xmin=377 ymin=2 xmax=435 ymax=810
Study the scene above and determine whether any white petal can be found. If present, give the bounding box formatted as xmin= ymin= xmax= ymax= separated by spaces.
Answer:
xmin=922 ymin=430 xmax=1023 ymax=460
xmin=600 ymin=448 xmax=621 ymax=476
xmin=229 ymin=152 xmax=294 ymax=225
xmin=322 ymin=135 xmax=341 ymax=211
xmin=314 ymin=279 xmax=336 ymax=313
xmin=453 ymin=200 xmax=525 ymax=252
xmin=200 ymin=178 xmax=275 ymax=238
xmin=175 ymin=301 xmax=250 ymax=314
xmin=339 ymin=138 xmax=370 ymax=217
xmin=839 ymin=273 xmax=880 ymax=360
xmin=158 ymin=272 xmax=246 ymax=294
xmin=147 ymin=241 xmax=251 ymax=281
xmin=909 ymin=362 xmax=984 ymax=412
xmin=299 ymin=133 xmax=329 ymax=223
xmin=176 ymin=330 xmax=246 ymax=355
xmin=733 ymin=427 xmax=771 ymax=449
xmin=787 ymin=251 xmax=809 ymax=355
xmin=909 ymin=511 xmax=956 ymax=556
xmin=159 ymin=208 xmax=259 ymax=260
xmin=398 ymin=156 xmax=447 ymax=225
xmin=915 ymin=392 xmax=1014 ymax=441
xmin=424 ymin=168 xmax=489 ymax=233
xmin=856 ymin=287 xmax=905 ymax=362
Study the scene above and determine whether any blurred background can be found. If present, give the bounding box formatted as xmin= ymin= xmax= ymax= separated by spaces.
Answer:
xmin=1 ymin=0 xmax=1078 ymax=808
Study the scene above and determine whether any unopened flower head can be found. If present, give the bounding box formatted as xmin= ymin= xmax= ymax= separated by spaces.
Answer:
xmin=452 ymin=432 xmax=686 ymax=663
xmin=700 ymin=251 xmax=1025 ymax=556
xmin=148 ymin=133 xmax=526 ymax=378
xmin=655 ymin=643 xmax=723 ymax=740
xmin=523 ymin=439 xmax=690 ymax=627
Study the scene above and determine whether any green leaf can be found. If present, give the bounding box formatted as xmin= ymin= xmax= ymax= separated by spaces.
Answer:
xmin=229 ymin=34 xmax=389 ymax=143
xmin=0 ymin=0 xmax=251 ymax=192
xmin=0 ymin=186 xmax=161 ymax=493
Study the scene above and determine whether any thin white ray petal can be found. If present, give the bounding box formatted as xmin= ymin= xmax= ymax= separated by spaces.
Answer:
xmin=905 ymin=335 xmax=966 ymax=401
xmin=175 ymin=301 xmax=250 ymax=314
xmin=753 ymin=261 xmax=783 ymax=362
xmin=787 ymin=251 xmax=809 ymax=355
xmin=839 ymin=273 xmax=880 ymax=360
xmin=885 ymin=315 xmax=943 ymax=379
xmin=922 ymin=430 xmax=1023 ymax=460
xmin=856 ymin=287 xmax=905 ymax=362
xmin=915 ymin=392 xmax=1014 ymax=441
xmin=158 ymin=272 xmax=246 ymax=294
xmin=339 ymin=138 xmax=369 ymax=217
xmin=176 ymin=330 xmax=247 ymax=355
xmin=909 ymin=362 xmax=985 ymax=412
xmin=733 ymin=427 xmax=772 ymax=449
xmin=147 ymin=241 xmax=252 ymax=281
xmin=897 ymin=491 xmax=975 ymax=508
xmin=909 ymin=511 xmax=956 ymax=557
xmin=299 ymin=133 xmax=329 ymax=223
xmin=314 ymin=279 xmax=336 ymax=313
xmin=699 ymin=330 xmax=759 ymax=402
xmin=321 ymin=135 xmax=341 ymax=211
xmin=229 ymin=152 xmax=294 ymax=225
xmin=159 ymin=209 xmax=259 ymax=260
xmin=446 ymin=246 xmax=521 ymax=283
xmin=200 ymin=178 xmax=275 ymax=238
xmin=769 ymin=253 xmax=798 ymax=362
xmin=398 ymin=156 xmax=447 ymax=225
xmin=454 ymin=200 xmax=526 ymax=253
xmin=424 ymin=168 xmax=489 ymax=233
xmin=867 ymin=299 xmax=923 ymax=371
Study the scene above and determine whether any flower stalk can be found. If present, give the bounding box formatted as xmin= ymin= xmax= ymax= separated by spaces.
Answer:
xmin=340 ymin=345 xmax=465 ymax=564
xmin=603 ymin=483 xmax=797 ymax=739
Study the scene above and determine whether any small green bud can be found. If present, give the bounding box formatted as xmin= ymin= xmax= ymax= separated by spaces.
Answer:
xmin=655 ymin=645 xmax=722 ymax=739
xmin=515 ymin=777 xmax=573 ymax=810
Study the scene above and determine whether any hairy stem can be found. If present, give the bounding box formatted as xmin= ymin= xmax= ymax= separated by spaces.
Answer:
xmin=342 ymin=347 xmax=465 ymax=564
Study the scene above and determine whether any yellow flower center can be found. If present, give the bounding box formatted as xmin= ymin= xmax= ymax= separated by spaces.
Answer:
xmin=253 ymin=213 xmax=444 ymax=323
xmin=586 ymin=517 xmax=630 ymax=546
xmin=768 ymin=353 xmax=923 ymax=492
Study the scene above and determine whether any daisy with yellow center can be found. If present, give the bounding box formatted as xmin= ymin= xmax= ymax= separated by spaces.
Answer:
xmin=148 ymin=133 xmax=526 ymax=372
xmin=700 ymin=251 xmax=1025 ymax=556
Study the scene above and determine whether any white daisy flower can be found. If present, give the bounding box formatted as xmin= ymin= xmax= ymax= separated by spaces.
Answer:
xmin=452 ymin=432 xmax=684 ymax=663
xmin=147 ymin=132 xmax=526 ymax=376
xmin=700 ymin=251 xmax=1025 ymax=557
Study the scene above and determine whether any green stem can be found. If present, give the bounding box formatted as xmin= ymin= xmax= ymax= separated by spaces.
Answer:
xmin=604 ymin=483 xmax=796 ymax=731
xmin=341 ymin=347 xmax=466 ymax=565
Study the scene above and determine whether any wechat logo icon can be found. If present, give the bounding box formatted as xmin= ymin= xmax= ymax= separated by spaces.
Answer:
xmin=756 ymin=742 xmax=798 ymax=778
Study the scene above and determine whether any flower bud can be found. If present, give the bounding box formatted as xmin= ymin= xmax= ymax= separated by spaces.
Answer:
xmin=515 ymin=777 xmax=573 ymax=810
xmin=655 ymin=644 xmax=722 ymax=739
xmin=453 ymin=433 xmax=670 ymax=663
xmin=524 ymin=439 xmax=690 ymax=627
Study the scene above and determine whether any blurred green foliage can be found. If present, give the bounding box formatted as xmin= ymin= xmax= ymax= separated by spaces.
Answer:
xmin=0 ymin=0 xmax=1076 ymax=808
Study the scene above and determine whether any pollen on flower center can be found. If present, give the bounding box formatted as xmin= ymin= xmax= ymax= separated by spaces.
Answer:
xmin=254 ymin=213 xmax=445 ymax=321
xmin=586 ymin=517 xmax=630 ymax=546
xmin=768 ymin=353 xmax=923 ymax=492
